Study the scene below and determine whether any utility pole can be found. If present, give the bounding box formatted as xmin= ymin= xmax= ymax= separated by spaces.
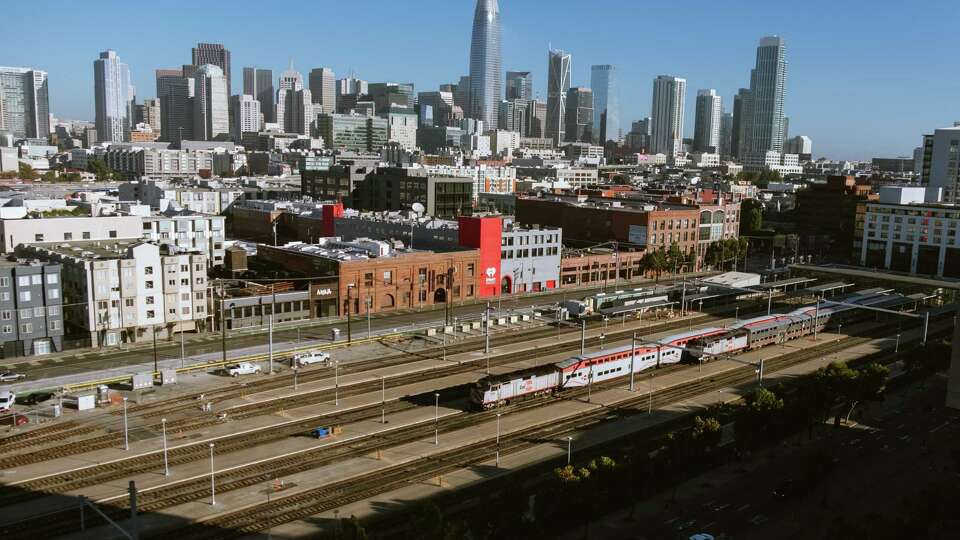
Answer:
xmin=813 ymin=298 xmax=820 ymax=341
xmin=152 ymin=327 xmax=158 ymax=375
xmin=268 ymin=314 xmax=274 ymax=375
xmin=629 ymin=333 xmax=636 ymax=391
xmin=179 ymin=325 xmax=185 ymax=370
xmin=580 ymin=319 xmax=586 ymax=356
xmin=366 ymin=297 xmax=371 ymax=338
xmin=219 ymin=281 xmax=227 ymax=365
xmin=346 ymin=285 xmax=353 ymax=344
xmin=122 ymin=396 xmax=129 ymax=451
xmin=128 ymin=481 xmax=139 ymax=540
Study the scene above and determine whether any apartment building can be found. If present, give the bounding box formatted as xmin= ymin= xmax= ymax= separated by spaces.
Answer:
xmin=0 ymin=262 xmax=64 ymax=357
xmin=141 ymin=213 xmax=227 ymax=266
xmin=0 ymin=215 xmax=142 ymax=254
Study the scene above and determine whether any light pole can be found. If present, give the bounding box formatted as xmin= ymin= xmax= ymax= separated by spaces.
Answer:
xmin=629 ymin=333 xmax=637 ymax=391
xmin=161 ymin=418 xmax=169 ymax=476
xmin=648 ymin=372 xmax=654 ymax=414
xmin=566 ymin=436 xmax=573 ymax=465
xmin=293 ymin=367 xmax=299 ymax=390
xmin=895 ymin=333 xmax=901 ymax=353
xmin=346 ymin=284 xmax=354 ymax=344
xmin=495 ymin=412 xmax=501 ymax=467
xmin=381 ymin=376 xmax=387 ymax=424
xmin=268 ymin=313 xmax=274 ymax=375
xmin=334 ymin=360 xmax=339 ymax=406
xmin=434 ymin=392 xmax=440 ymax=445
xmin=735 ymin=306 xmax=739 ymax=322
xmin=179 ymin=326 xmax=185 ymax=370
xmin=208 ymin=443 xmax=216 ymax=505
xmin=122 ymin=397 xmax=129 ymax=451
xmin=813 ymin=298 xmax=820 ymax=341
xmin=580 ymin=319 xmax=586 ymax=355
xmin=366 ymin=297 xmax=372 ymax=338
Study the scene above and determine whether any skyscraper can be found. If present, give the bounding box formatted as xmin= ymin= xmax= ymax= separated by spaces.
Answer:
xmin=546 ymin=49 xmax=572 ymax=145
xmin=693 ymin=89 xmax=722 ymax=152
xmin=719 ymin=112 xmax=733 ymax=158
xmin=0 ymin=66 xmax=49 ymax=139
xmin=276 ymin=63 xmax=303 ymax=133
xmin=192 ymin=64 xmax=229 ymax=141
xmin=468 ymin=0 xmax=502 ymax=127
xmin=156 ymin=68 xmax=194 ymax=142
xmin=650 ymin=75 xmax=686 ymax=155
xmin=243 ymin=67 xmax=274 ymax=124
xmin=308 ymin=68 xmax=336 ymax=114
xmin=230 ymin=94 xmax=261 ymax=140
xmin=746 ymin=36 xmax=787 ymax=154
xmin=564 ymin=87 xmax=593 ymax=143
xmin=505 ymin=71 xmax=532 ymax=100
xmin=527 ymin=100 xmax=547 ymax=139
xmin=192 ymin=43 xmax=231 ymax=95
xmin=453 ymin=75 xmax=471 ymax=112
xmin=93 ymin=50 xmax=133 ymax=142
xmin=731 ymin=88 xmax=751 ymax=159
xmin=286 ymin=88 xmax=313 ymax=135
xmin=590 ymin=65 xmax=619 ymax=143
xmin=498 ymin=99 xmax=527 ymax=135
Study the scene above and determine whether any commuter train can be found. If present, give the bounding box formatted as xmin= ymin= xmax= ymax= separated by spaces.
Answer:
xmin=468 ymin=289 xmax=899 ymax=409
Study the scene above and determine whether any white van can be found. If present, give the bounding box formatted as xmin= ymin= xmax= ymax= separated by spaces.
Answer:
xmin=292 ymin=351 xmax=331 ymax=368
xmin=0 ymin=390 xmax=15 ymax=412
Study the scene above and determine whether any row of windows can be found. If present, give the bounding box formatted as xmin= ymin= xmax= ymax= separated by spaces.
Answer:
xmin=0 ymin=274 xmax=58 ymax=287
xmin=1 ymin=320 xmax=61 ymax=333
xmin=501 ymin=247 xmax=559 ymax=259
xmin=35 ymin=231 xmax=115 ymax=242
xmin=4 ymin=289 xmax=59 ymax=302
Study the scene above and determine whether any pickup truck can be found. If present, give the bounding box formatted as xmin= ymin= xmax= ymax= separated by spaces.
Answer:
xmin=0 ymin=390 xmax=15 ymax=412
xmin=226 ymin=362 xmax=262 ymax=377
xmin=292 ymin=351 xmax=331 ymax=368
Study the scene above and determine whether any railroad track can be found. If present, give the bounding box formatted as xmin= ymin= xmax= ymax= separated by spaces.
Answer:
xmin=3 ymin=316 xmax=939 ymax=539
xmin=0 ymin=310 xmax=736 ymax=469
xmin=154 ymin=321 xmax=946 ymax=540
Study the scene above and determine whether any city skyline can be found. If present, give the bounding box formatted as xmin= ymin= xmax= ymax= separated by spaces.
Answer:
xmin=4 ymin=0 xmax=959 ymax=159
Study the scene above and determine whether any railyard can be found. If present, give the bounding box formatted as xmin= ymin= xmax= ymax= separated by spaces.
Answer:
xmin=0 ymin=283 xmax=952 ymax=540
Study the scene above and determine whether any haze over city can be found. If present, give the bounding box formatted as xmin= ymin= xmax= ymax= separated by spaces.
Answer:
xmin=4 ymin=0 xmax=959 ymax=159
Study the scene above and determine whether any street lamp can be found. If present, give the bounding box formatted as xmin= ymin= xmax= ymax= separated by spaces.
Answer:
xmin=161 ymin=418 xmax=169 ymax=476
xmin=334 ymin=360 xmax=340 ymax=406
xmin=495 ymin=412 xmax=502 ymax=467
xmin=434 ymin=392 xmax=440 ymax=445
xmin=122 ymin=397 xmax=129 ymax=451
xmin=381 ymin=376 xmax=387 ymax=424
xmin=209 ymin=443 xmax=216 ymax=505
xmin=566 ymin=436 xmax=573 ymax=465
xmin=366 ymin=297 xmax=372 ymax=338
xmin=895 ymin=333 xmax=901 ymax=353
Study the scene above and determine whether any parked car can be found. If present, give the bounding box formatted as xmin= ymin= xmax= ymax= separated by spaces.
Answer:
xmin=0 ymin=390 xmax=15 ymax=412
xmin=226 ymin=362 xmax=262 ymax=377
xmin=292 ymin=351 xmax=331 ymax=368
xmin=0 ymin=372 xmax=25 ymax=383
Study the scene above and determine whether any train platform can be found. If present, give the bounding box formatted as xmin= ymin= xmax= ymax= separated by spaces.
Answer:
xmin=49 ymin=316 xmax=936 ymax=540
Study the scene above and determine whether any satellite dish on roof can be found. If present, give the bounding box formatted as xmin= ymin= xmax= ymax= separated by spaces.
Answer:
xmin=411 ymin=202 xmax=425 ymax=215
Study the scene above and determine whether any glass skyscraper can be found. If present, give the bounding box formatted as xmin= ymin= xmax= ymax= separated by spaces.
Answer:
xmin=94 ymin=50 xmax=133 ymax=143
xmin=468 ymin=0 xmax=502 ymax=128
xmin=590 ymin=65 xmax=619 ymax=143
xmin=0 ymin=66 xmax=49 ymax=139
xmin=546 ymin=49 xmax=572 ymax=145
xmin=747 ymin=36 xmax=787 ymax=154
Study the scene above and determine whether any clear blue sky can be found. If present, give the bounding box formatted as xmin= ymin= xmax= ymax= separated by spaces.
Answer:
xmin=5 ymin=0 xmax=959 ymax=160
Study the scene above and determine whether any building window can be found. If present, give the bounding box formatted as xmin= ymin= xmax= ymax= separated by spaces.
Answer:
xmin=1 ymin=292 xmax=9 ymax=302
xmin=46 ymin=273 xmax=58 ymax=284
xmin=1 ymin=325 xmax=10 ymax=334
xmin=364 ymin=273 xmax=374 ymax=286
xmin=467 ymin=264 xmax=475 ymax=277
xmin=31 ymin=274 xmax=41 ymax=285
xmin=146 ymin=281 xmax=154 ymax=289
xmin=147 ymin=310 xmax=155 ymax=318
xmin=50 ymin=320 xmax=61 ymax=331
xmin=97 ymin=301 xmax=108 ymax=310
xmin=17 ymin=276 xmax=29 ymax=287
xmin=19 ymin=291 xmax=31 ymax=302
xmin=125 ymin=298 xmax=134 ymax=307
xmin=19 ymin=309 xmax=30 ymax=319
xmin=0 ymin=311 xmax=9 ymax=320
xmin=64 ymin=232 xmax=73 ymax=240
xmin=47 ymin=306 xmax=59 ymax=316
xmin=33 ymin=306 xmax=44 ymax=317
xmin=35 ymin=233 xmax=44 ymax=242
xmin=0 ymin=278 xmax=7 ymax=288
xmin=109 ymin=230 xmax=117 ymax=238
xmin=83 ymin=231 xmax=91 ymax=239
xmin=20 ymin=323 xmax=33 ymax=333
xmin=383 ymin=271 xmax=393 ymax=285
xmin=146 ymin=296 xmax=155 ymax=305
xmin=145 ymin=266 xmax=154 ymax=275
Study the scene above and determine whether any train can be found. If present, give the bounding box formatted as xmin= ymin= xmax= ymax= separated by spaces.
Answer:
xmin=469 ymin=289 xmax=903 ymax=409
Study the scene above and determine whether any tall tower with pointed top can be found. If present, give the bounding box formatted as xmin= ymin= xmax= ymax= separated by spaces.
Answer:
xmin=468 ymin=0 xmax=502 ymax=128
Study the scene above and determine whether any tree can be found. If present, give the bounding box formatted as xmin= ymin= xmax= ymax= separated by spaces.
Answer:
xmin=666 ymin=243 xmax=683 ymax=273
xmin=691 ymin=415 xmax=723 ymax=457
xmin=87 ymin=159 xmax=112 ymax=181
xmin=642 ymin=248 xmax=670 ymax=281
xmin=18 ymin=162 xmax=39 ymax=180
xmin=740 ymin=198 xmax=764 ymax=235
xmin=735 ymin=387 xmax=784 ymax=450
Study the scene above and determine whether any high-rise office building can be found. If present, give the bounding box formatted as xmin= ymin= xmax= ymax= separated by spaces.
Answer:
xmin=308 ymin=68 xmax=336 ymax=114
xmin=156 ymin=68 xmax=194 ymax=142
xmin=136 ymin=98 xmax=161 ymax=133
xmin=192 ymin=64 xmax=229 ymax=141
xmin=276 ymin=64 xmax=303 ymax=132
xmin=453 ymin=75 xmax=471 ymax=112
xmin=693 ymin=89 xmax=722 ymax=152
xmin=650 ymin=75 xmax=686 ymax=155
xmin=230 ymin=94 xmax=261 ymax=140
xmin=590 ymin=65 xmax=619 ymax=143
xmin=419 ymin=91 xmax=457 ymax=127
xmin=468 ymin=0 xmax=502 ymax=128
xmin=192 ymin=43 xmax=231 ymax=95
xmin=0 ymin=66 xmax=49 ymax=139
xmin=367 ymin=82 xmax=414 ymax=113
xmin=93 ymin=50 xmax=133 ymax=143
xmin=506 ymin=71 xmax=532 ymax=100
xmin=719 ymin=112 xmax=733 ymax=158
xmin=287 ymin=88 xmax=313 ymax=135
xmin=498 ymin=99 xmax=527 ymax=135
xmin=624 ymin=117 xmax=650 ymax=151
xmin=527 ymin=100 xmax=547 ymax=139
xmin=731 ymin=88 xmax=751 ymax=159
xmin=546 ymin=49 xmax=572 ymax=145
xmin=746 ymin=36 xmax=787 ymax=154
xmin=564 ymin=87 xmax=593 ymax=143
xmin=243 ymin=67 xmax=274 ymax=123
xmin=926 ymin=127 xmax=960 ymax=202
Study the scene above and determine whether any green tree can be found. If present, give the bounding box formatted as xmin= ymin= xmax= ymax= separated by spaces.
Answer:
xmin=666 ymin=243 xmax=683 ymax=273
xmin=18 ymin=162 xmax=39 ymax=180
xmin=691 ymin=415 xmax=723 ymax=457
xmin=87 ymin=159 xmax=112 ymax=181
xmin=735 ymin=387 xmax=784 ymax=450
xmin=740 ymin=198 xmax=764 ymax=234
xmin=642 ymin=247 xmax=670 ymax=282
